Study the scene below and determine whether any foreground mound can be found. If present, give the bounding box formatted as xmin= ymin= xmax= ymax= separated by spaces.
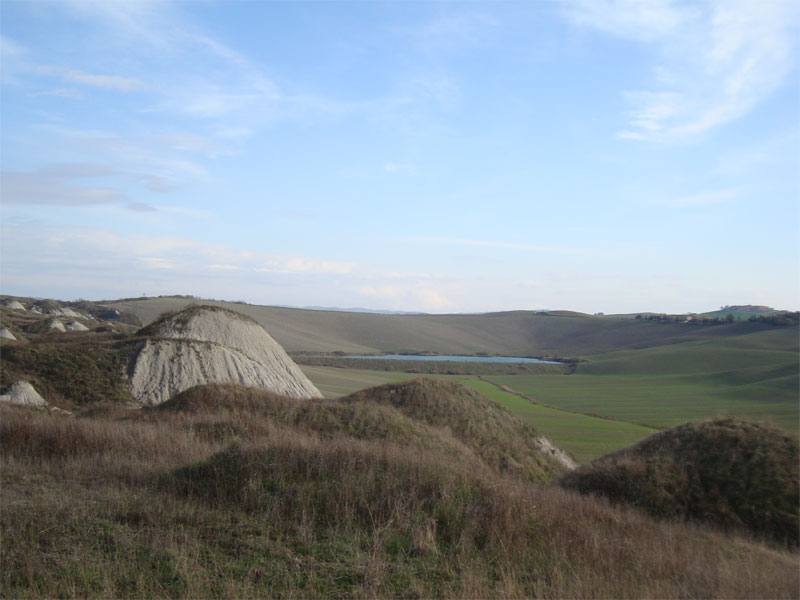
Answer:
xmin=129 ymin=306 xmax=320 ymax=405
xmin=4 ymin=402 xmax=799 ymax=598
xmin=560 ymin=417 xmax=799 ymax=545
xmin=156 ymin=383 xmax=483 ymax=466
xmin=344 ymin=379 xmax=575 ymax=481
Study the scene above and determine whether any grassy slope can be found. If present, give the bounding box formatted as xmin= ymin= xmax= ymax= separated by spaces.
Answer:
xmin=487 ymin=327 xmax=799 ymax=431
xmin=461 ymin=380 xmax=657 ymax=463
xmin=343 ymin=379 xmax=572 ymax=481
xmin=299 ymin=365 xmax=422 ymax=397
xmin=560 ymin=418 xmax=799 ymax=546
xmin=3 ymin=398 xmax=798 ymax=599
xmin=105 ymin=297 xmax=766 ymax=356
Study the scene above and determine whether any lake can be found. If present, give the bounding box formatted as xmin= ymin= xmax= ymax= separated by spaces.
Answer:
xmin=341 ymin=354 xmax=562 ymax=364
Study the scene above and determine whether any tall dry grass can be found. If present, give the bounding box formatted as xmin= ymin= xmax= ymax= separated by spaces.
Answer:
xmin=560 ymin=417 xmax=800 ymax=546
xmin=2 ymin=396 xmax=798 ymax=598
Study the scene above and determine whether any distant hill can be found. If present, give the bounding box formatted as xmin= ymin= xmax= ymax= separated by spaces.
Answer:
xmin=701 ymin=305 xmax=786 ymax=319
xmin=102 ymin=296 xmax=795 ymax=357
xmin=299 ymin=306 xmax=427 ymax=315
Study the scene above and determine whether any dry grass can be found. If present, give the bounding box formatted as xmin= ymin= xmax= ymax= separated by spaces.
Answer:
xmin=560 ymin=417 xmax=800 ymax=546
xmin=344 ymin=378 xmax=572 ymax=481
xmin=2 ymin=396 xmax=798 ymax=599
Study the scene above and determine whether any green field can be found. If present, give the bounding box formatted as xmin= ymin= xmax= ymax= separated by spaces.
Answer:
xmin=459 ymin=380 xmax=656 ymax=462
xmin=490 ymin=327 xmax=800 ymax=432
xmin=486 ymin=329 xmax=798 ymax=432
xmin=487 ymin=373 xmax=797 ymax=429
xmin=299 ymin=365 xmax=422 ymax=397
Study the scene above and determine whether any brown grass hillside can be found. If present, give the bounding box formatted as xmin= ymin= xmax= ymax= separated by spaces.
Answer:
xmin=344 ymin=379 xmax=575 ymax=481
xmin=3 ymin=396 xmax=799 ymax=598
xmin=560 ymin=417 xmax=800 ymax=546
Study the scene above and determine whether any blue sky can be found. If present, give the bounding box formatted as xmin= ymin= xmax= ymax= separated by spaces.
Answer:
xmin=1 ymin=0 xmax=798 ymax=313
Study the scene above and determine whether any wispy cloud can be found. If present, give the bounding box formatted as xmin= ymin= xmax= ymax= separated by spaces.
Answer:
xmin=383 ymin=162 xmax=415 ymax=174
xmin=36 ymin=65 xmax=144 ymax=91
xmin=1 ymin=36 xmax=144 ymax=92
xmin=1 ymin=169 xmax=127 ymax=206
xmin=0 ymin=224 xmax=465 ymax=311
xmin=0 ymin=163 xmax=175 ymax=207
xmin=564 ymin=0 xmax=800 ymax=141
xmin=126 ymin=202 xmax=157 ymax=212
xmin=564 ymin=0 xmax=697 ymax=43
xmin=358 ymin=283 xmax=456 ymax=311
xmin=409 ymin=237 xmax=590 ymax=255
xmin=404 ymin=11 xmax=500 ymax=54
xmin=659 ymin=188 xmax=739 ymax=207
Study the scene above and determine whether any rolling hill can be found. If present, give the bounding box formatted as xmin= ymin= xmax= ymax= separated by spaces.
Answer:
xmin=103 ymin=297 xmax=790 ymax=357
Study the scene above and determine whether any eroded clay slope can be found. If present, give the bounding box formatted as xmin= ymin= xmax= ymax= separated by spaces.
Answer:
xmin=129 ymin=306 xmax=321 ymax=405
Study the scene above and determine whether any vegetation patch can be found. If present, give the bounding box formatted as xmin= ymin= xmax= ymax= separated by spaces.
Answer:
xmin=462 ymin=379 xmax=657 ymax=462
xmin=344 ymin=379 xmax=574 ymax=481
xmin=0 ymin=340 xmax=135 ymax=408
xmin=560 ymin=417 xmax=800 ymax=545
xmin=2 ymin=402 xmax=798 ymax=599
xmin=154 ymin=383 xmax=483 ymax=466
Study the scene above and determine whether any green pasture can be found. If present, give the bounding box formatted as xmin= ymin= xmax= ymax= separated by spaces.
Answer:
xmin=299 ymin=365 xmax=421 ymax=398
xmin=460 ymin=380 xmax=656 ymax=462
xmin=487 ymin=373 xmax=797 ymax=431
xmin=500 ymin=328 xmax=800 ymax=431
xmin=577 ymin=328 xmax=798 ymax=377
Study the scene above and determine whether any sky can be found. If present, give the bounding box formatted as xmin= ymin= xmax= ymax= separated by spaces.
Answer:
xmin=1 ymin=0 xmax=798 ymax=314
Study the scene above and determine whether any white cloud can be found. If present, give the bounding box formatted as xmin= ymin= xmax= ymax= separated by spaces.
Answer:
xmin=565 ymin=0 xmax=800 ymax=141
xmin=0 ymin=34 xmax=26 ymax=57
xmin=564 ymin=0 xmax=697 ymax=42
xmin=39 ymin=87 xmax=84 ymax=99
xmin=0 ymin=169 xmax=127 ymax=206
xmin=256 ymin=257 xmax=356 ymax=276
xmin=660 ymin=188 xmax=739 ymax=207
xmin=383 ymin=162 xmax=414 ymax=173
xmin=409 ymin=236 xmax=590 ymax=255
xmin=358 ymin=283 xmax=456 ymax=311
xmin=59 ymin=67 xmax=144 ymax=91
xmin=3 ymin=223 xmax=795 ymax=313
xmin=0 ymin=164 xmax=176 ymax=207
xmin=126 ymin=202 xmax=156 ymax=212
xmin=0 ymin=224 xmax=468 ymax=312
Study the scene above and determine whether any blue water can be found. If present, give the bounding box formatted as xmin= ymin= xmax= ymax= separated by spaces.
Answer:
xmin=342 ymin=354 xmax=562 ymax=364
